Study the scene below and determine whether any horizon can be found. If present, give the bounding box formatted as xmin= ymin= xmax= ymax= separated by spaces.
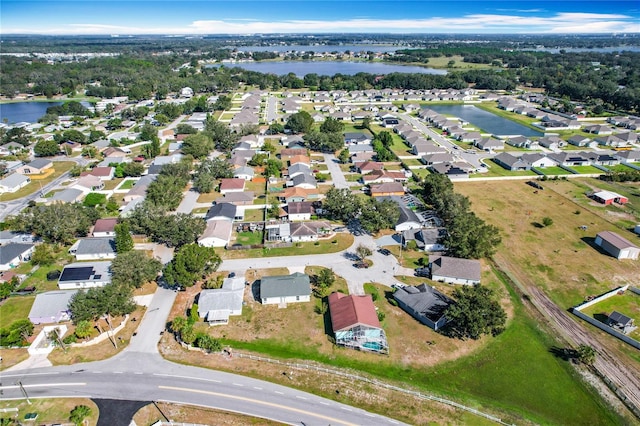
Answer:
xmin=2 ymin=1 xmax=640 ymax=35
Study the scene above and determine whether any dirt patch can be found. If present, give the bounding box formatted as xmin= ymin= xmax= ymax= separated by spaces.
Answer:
xmin=0 ymin=348 xmax=29 ymax=371
xmin=133 ymin=401 xmax=281 ymax=426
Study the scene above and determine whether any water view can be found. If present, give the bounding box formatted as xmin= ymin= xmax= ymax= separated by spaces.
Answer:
xmin=214 ymin=60 xmax=447 ymax=76
xmin=228 ymin=44 xmax=404 ymax=53
xmin=0 ymin=101 xmax=65 ymax=124
xmin=428 ymin=104 xmax=543 ymax=137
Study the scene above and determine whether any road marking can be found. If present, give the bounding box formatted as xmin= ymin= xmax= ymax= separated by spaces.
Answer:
xmin=253 ymin=387 xmax=262 ymax=390
xmin=340 ymin=407 xmax=353 ymax=411
xmin=153 ymin=373 xmax=221 ymax=383
xmin=134 ymin=372 xmax=143 ymax=375
xmin=0 ymin=372 xmax=59 ymax=378
xmin=0 ymin=383 xmax=86 ymax=390
xmin=158 ymin=385 xmax=357 ymax=426
xmin=296 ymin=396 xmax=307 ymax=400
xmin=319 ymin=401 xmax=330 ymax=406
xmin=114 ymin=371 xmax=123 ymax=374
xmin=92 ymin=371 xmax=101 ymax=374
xmin=232 ymin=383 xmax=244 ymax=387
xmin=365 ymin=413 xmax=376 ymax=417
xmin=274 ymin=391 xmax=284 ymax=395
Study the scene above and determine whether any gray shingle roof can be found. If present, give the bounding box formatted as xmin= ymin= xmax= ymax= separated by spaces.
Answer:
xmin=50 ymin=188 xmax=84 ymax=203
xmin=394 ymin=284 xmax=453 ymax=322
xmin=260 ymin=272 xmax=310 ymax=299
xmin=0 ymin=173 xmax=30 ymax=188
xmin=74 ymin=238 xmax=116 ymax=256
xmin=206 ymin=202 xmax=237 ymax=221
xmin=430 ymin=255 xmax=481 ymax=282
xmin=26 ymin=158 xmax=52 ymax=170
xmin=28 ymin=291 xmax=77 ymax=323
xmin=0 ymin=243 xmax=34 ymax=265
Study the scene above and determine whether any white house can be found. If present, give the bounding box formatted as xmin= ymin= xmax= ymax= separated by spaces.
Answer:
xmin=70 ymin=238 xmax=117 ymax=261
xmin=58 ymin=261 xmax=112 ymax=289
xmin=286 ymin=202 xmax=313 ymax=221
xmin=198 ymin=220 xmax=233 ymax=248
xmin=0 ymin=243 xmax=35 ymax=271
xmin=429 ymin=255 xmax=481 ymax=285
xmin=260 ymin=273 xmax=311 ymax=305
xmin=197 ymin=277 xmax=245 ymax=325
xmin=0 ymin=173 xmax=30 ymax=194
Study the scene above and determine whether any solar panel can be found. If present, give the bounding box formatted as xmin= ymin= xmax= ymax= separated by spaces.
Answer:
xmin=93 ymin=274 xmax=101 ymax=279
xmin=59 ymin=266 xmax=94 ymax=281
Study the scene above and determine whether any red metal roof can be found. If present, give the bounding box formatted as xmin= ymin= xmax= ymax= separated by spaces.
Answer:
xmin=93 ymin=218 xmax=118 ymax=233
xmin=328 ymin=292 xmax=380 ymax=332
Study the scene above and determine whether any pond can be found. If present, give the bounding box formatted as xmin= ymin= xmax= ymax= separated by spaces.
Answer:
xmin=0 ymin=101 xmax=92 ymax=124
xmin=427 ymin=104 xmax=543 ymax=137
xmin=211 ymin=61 xmax=447 ymax=77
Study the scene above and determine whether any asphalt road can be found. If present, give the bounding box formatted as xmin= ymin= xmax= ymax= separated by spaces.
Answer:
xmin=1 ymin=354 xmax=407 ymax=426
xmin=323 ymin=153 xmax=349 ymax=189
xmin=399 ymin=113 xmax=493 ymax=169
xmin=265 ymin=95 xmax=279 ymax=124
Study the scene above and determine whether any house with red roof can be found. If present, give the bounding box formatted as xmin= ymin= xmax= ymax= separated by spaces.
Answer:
xmin=328 ymin=292 xmax=389 ymax=354
xmin=219 ymin=178 xmax=246 ymax=194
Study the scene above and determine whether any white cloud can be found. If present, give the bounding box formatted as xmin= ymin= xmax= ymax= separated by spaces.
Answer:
xmin=2 ymin=12 xmax=638 ymax=34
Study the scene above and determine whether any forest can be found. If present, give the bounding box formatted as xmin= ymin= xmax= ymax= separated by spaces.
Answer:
xmin=1 ymin=36 xmax=639 ymax=112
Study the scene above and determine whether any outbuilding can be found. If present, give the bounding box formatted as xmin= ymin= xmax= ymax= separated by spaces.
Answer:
xmin=594 ymin=231 xmax=640 ymax=260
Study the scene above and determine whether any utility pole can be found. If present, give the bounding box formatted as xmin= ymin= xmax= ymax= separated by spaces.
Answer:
xmin=16 ymin=381 xmax=31 ymax=405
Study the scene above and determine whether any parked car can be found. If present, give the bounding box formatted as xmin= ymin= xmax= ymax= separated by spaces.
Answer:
xmin=414 ymin=267 xmax=429 ymax=277
xmin=378 ymin=248 xmax=392 ymax=256
xmin=353 ymin=262 xmax=369 ymax=269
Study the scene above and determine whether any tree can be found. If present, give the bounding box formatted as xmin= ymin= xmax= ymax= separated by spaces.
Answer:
xmin=264 ymin=158 xmax=283 ymax=178
xmin=576 ymin=344 xmax=596 ymax=366
xmin=81 ymin=146 xmax=98 ymax=159
xmin=356 ymin=244 xmax=372 ymax=261
xmin=285 ymin=111 xmax=313 ymax=134
xmin=12 ymin=203 xmax=97 ymax=245
xmin=34 ymin=139 xmax=60 ymax=157
xmin=126 ymin=206 xmax=204 ymax=247
xmin=338 ymin=148 xmax=350 ymax=164
xmin=0 ymin=319 xmax=34 ymax=346
xmin=204 ymin=119 xmax=239 ymax=152
xmin=146 ymin=174 xmax=186 ymax=210
xmin=444 ymin=284 xmax=506 ymax=340
xmin=69 ymin=405 xmax=92 ymax=426
xmin=542 ymin=217 xmax=554 ymax=227
xmin=213 ymin=95 xmax=232 ymax=111
xmin=323 ymin=188 xmax=361 ymax=222
xmin=74 ymin=320 xmax=93 ymax=339
xmin=121 ymin=162 xmax=144 ymax=177
xmin=193 ymin=172 xmax=215 ymax=193
xmin=69 ymin=283 xmax=135 ymax=323
xmin=2 ymin=127 xmax=31 ymax=146
xmin=269 ymin=122 xmax=285 ymax=134
xmin=111 ymin=250 xmax=162 ymax=288
xmin=359 ymin=198 xmax=400 ymax=233
xmin=377 ymin=131 xmax=393 ymax=147
xmin=62 ymin=129 xmax=87 ymax=144
xmin=320 ymin=117 xmax=344 ymax=133
xmin=314 ymin=268 xmax=335 ymax=297
xmin=163 ymin=243 xmax=221 ymax=288
xmin=114 ymin=222 xmax=134 ymax=253
xmin=143 ymin=137 xmax=161 ymax=159
xmin=30 ymin=243 xmax=56 ymax=266
xmin=182 ymin=133 xmax=214 ymax=159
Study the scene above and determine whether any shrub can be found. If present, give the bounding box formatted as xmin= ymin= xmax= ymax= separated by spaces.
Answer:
xmin=377 ymin=311 xmax=386 ymax=322
xmin=63 ymin=334 xmax=78 ymax=344
xmin=47 ymin=270 xmax=61 ymax=281
xmin=389 ymin=298 xmax=398 ymax=307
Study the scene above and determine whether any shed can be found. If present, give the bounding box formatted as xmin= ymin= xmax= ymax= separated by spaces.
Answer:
xmin=607 ymin=311 xmax=635 ymax=334
xmin=594 ymin=231 xmax=640 ymax=260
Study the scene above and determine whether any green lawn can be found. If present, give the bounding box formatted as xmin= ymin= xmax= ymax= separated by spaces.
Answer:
xmin=243 ymin=208 xmax=265 ymax=222
xmin=220 ymin=233 xmax=353 ymax=259
xmin=0 ymin=161 xmax=75 ymax=202
xmin=580 ymin=291 xmax=640 ymax=341
xmin=402 ymin=158 xmax=423 ymax=167
xmin=411 ymin=168 xmax=432 ymax=179
xmin=540 ymin=166 xmax=573 ymax=175
xmin=119 ymin=179 xmax=137 ymax=190
xmin=608 ymin=163 xmax=639 ymax=173
xmin=473 ymin=160 xmax=537 ymax=178
xmin=571 ymin=166 xmax=605 ymax=175
xmin=235 ymin=231 xmax=264 ymax=245
xmin=0 ymin=296 xmax=35 ymax=328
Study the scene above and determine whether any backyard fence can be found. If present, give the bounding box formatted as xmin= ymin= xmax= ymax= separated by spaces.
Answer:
xmin=233 ymin=352 xmax=514 ymax=426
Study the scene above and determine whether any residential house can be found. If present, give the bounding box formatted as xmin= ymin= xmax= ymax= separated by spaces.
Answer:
xmin=403 ymin=228 xmax=446 ymax=252
xmin=0 ymin=231 xmax=35 ymax=245
xmin=287 ymin=163 xmax=312 ymax=179
xmin=197 ymin=277 xmax=245 ymax=325
xmin=288 ymin=155 xmax=310 ymax=166
xmin=205 ymin=203 xmax=238 ymax=222
xmin=584 ymin=124 xmax=614 ymax=135
xmin=506 ymin=136 xmax=532 ymax=148
xmin=356 ymin=161 xmax=384 ymax=174
xmin=260 ymin=272 xmax=311 ymax=305
xmin=73 ymin=175 xmax=104 ymax=193
xmin=58 ymin=261 xmax=112 ymax=289
xmin=328 ymin=292 xmax=388 ymax=354
xmin=28 ymin=291 xmax=77 ymax=325
xmin=277 ymin=187 xmax=319 ymax=204
xmin=475 ymin=138 xmax=504 ymax=152
xmin=430 ymin=162 xmax=470 ymax=179
xmin=567 ymin=135 xmax=591 ymax=147
xmin=382 ymin=118 xmax=399 ymax=128
xmin=16 ymin=159 xmax=53 ymax=175
xmin=348 ymin=144 xmax=374 ymax=155
xmin=537 ymin=136 xmax=566 ymax=150
xmin=429 ymin=255 xmax=481 ymax=285
xmin=369 ymin=182 xmax=405 ymax=198
xmin=233 ymin=166 xmax=255 ymax=181
xmin=521 ymin=153 xmax=556 ymax=169
xmin=344 ymin=132 xmax=372 ymax=146
xmin=123 ymin=175 xmax=156 ymax=203
xmin=0 ymin=141 xmax=25 ymax=155
xmin=290 ymin=173 xmax=317 ymax=189
xmin=286 ymin=202 xmax=314 ymax=221
xmin=289 ymin=221 xmax=330 ymax=242
xmin=594 ymin=231 xmax=640 ymax=260
xmin=198 ymin=220 xmax=233 ymax=248
xmin=421 ymin=153 xmax=455 ymax=167
xmin=615 ymin=150 xmax=640 ymax=163
xmin=377 ymin=196 xmax=421 ymax=232
xmin=393 ymin=284 xmax=453 ymax=331
xmin=412 ymin=141 xmax=445 ymax=156
xmin=0 ymin=243 xmax=35 ymax=271
xmin=102 ymin=147 xmax=129 ymax=158
xmin=46 ymin=188 xmax=85 ymax=205
xmin=607 ymin=311 xmax=635 ymax=334
xmin=92 ymin=218 xmax=118 ymax=237
xmin=0 ymin=173 xmax=30 ymax=193
xmin=493 ymin=153 xmax=531 ymax=171
xmin=363 ymin=170 xmax=408 ymax=184
xmin=547 ymin=152 xmax=591 ymax=167
xmin=219 ymin=178 xmax=246 ymax=194
xmin=70 ymin=238 xmax=116 ymax=261
xmin=595 ymin=135 xmax=628 ymax=148
xmin=458 ymin=132 xmax=482 ymax=143
xmin=81 ymin=166 xmax=115 ymax=181
xmin=215 ymin=191 xmax=255 ymax=206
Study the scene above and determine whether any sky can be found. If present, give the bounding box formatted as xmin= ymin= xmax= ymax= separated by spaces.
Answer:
xmin=2 ymin=1 xmax=639 ymax=35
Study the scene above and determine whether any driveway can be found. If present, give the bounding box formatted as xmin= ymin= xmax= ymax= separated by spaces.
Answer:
xmin=323 ymin=153 xmax=349 ymax=189
xmin=175 ymin=189 xmax=200 ymax=214
xmin=221 ymin=234 xmax=404 ymax=295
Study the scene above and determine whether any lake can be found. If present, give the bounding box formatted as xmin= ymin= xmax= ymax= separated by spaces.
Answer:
xmin=228 ymin=44 xmax=405 ymax=53
xmin=212 ymin=61 xmax=447 ymax=77
xmin=0 ymin=101 xmax=91 ymax=124
xmin=427 ymin=105 xmax=543 ymax=137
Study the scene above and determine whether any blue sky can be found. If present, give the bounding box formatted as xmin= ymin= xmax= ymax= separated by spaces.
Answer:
xmin=2 ymin=1 xmax=639 ymax=34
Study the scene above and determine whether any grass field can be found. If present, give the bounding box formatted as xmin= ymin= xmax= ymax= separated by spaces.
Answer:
xmin=234 ymin=230 xmax=263 ymax=245
xmin=474 ymin=160 xmax=537 ymax=177
xmin=0 ymin=398 xmax=99 ymax=426
xmin=539 ymin=166 xmax=573 ymax=175
xmin=220 ymin=233 xmax=353 ymax=260
xmin=0 ymin=296 xmax=35 ymax=328
xmin=571 ymin=165 xmax=605 ymax=175
xmin=119 ymin=178 xmax=137 ymax=189
xmin=0 ymin=161 xmax=75 ymax=201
